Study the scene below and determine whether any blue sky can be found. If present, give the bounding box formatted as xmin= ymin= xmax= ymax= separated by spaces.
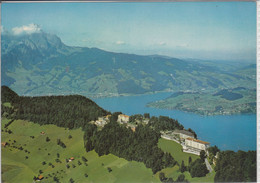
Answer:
xmin=1 ymin=2 xmax=256 ymax=61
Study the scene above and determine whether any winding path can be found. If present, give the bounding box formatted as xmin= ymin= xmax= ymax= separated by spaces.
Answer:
xmin=205 ymin=158 xmax=213 ymax=172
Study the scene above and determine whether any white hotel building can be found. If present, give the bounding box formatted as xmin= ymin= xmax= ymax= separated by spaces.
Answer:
xmin=183 ymin=137 xmax=210 ymax=155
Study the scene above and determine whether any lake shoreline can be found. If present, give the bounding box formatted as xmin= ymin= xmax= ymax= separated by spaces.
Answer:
xmin=93 ymin=92 xmax=256 ymax=152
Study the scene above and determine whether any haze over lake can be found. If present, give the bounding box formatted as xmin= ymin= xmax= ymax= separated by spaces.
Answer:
xmin=93 ymin=92 xmax=256 ymax=151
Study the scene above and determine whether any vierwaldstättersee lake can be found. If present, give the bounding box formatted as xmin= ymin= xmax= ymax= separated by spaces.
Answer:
xmin=93 ymin=92 xmax=256 ymax=151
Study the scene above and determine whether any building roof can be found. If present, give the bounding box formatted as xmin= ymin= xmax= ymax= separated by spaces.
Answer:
xmin=1 ymin=142 xmax=7 ymax=146
xmin=174 ymin=130 xmax=194 ymax=137
xmin=38 ymin=175 xmax=44 ymax=180
xmin=119 ymin=114 xmax=129 ymax=118
xmin=186 ymin=137 xmax=210 ymax=145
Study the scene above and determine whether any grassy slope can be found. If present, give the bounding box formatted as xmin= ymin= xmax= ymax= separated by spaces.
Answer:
xmin=1 ymin=119 xmax=159 ymax=183
xmin=158 ymin=138 xmax=199 ymax=165
xmin=157 ymin=138 xmax=215 ymax=182
xmin=2 ymin=119 xmax=215 ymax=183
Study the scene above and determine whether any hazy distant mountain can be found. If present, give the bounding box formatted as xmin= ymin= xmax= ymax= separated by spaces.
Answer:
xmin=1 ymin=31 xmax=256 ymax=97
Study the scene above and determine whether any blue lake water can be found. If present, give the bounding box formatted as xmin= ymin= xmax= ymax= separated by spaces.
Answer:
xmin=93 ymin=92 xmax=256 ymax=151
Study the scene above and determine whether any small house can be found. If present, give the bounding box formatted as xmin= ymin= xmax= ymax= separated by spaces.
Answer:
xmin=69 ymin=157 xmax=74 ymax=162
xmin=1 ymin=142 xmax=7 ymax=147
xmin=40 ymin=132 xmax=45 ymax=135
xmin=37 ymin=175 xmax=44 ymax=181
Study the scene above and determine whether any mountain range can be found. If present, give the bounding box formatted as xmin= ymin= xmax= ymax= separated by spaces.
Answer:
xmin=1 ymin=31 xmax=256 ymax=98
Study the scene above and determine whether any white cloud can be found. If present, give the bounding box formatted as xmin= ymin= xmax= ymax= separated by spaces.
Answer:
xmin=12 ymin=23 xmax=41 ymax=35
xmin=115 ymin=41 xmax=125 ymax=45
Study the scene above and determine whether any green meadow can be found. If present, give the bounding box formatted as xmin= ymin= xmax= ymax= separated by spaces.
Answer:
xmin=1 ymin=119 xmax=158 ymax=183
xmin=157 ymin=138 xmax=215 ymax=182
xmin=1 ymin=118 xmax=214 ymax=183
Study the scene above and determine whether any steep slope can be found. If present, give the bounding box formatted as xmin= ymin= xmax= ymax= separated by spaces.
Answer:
xmin=1 ymin=31 xmax=256 ymax=97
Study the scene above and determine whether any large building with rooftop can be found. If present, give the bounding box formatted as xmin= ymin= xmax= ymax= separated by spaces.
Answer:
xmin=183 ymin=137 xmax=210 ymax=155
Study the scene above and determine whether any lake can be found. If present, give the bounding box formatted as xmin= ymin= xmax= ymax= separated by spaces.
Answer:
xmin=93 ymin=92 xmax=256 ymax=151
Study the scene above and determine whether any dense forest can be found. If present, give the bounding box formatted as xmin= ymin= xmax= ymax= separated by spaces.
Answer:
xmin=1 ymin=86 xmax=109 ymax=129
xmin=83 ymin=113 xmax=177 ymax=174
xmin=147 ymin=116 xmax=184 ymax=132
xmin=214 ymin=150 xmax=256 ymax=182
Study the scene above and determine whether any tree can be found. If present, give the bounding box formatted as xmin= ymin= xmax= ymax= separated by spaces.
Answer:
xmin=82 ymin=156 xmax=88 ymax=162
xmin=110 ymin=112 xmax=122 ymax=122
xmin=53 ymin=176 xmax=60 ymax=183
xmin=189 ymin=159 xmax=209 ymax=177
xmin=78 ymin=160 xmax=82 ymax=165
xmin=144 ymin=113 xmax=150 ymax=119
xmin=68 ymin=135 xmax=72 ymax=139
xmin=46 ymin=137 xmax=50 ymax=142
xmin=176 ymin=174 xmax=187 ymax=182
xmin=84 ymin=173 xmax=88 ymax=178
xmin=159 ymin=172 xmax=166 ymax=182
xmin=39 ymin=169 xmax=43 ymax=174
xmin=180 ymin=160 xmax=186 ymax=173
xmin=107 ymin=167 xmax=112 ymax=173
xmin=200 ymin=150 xmax=207 ymax=160
xmin=188 ymin=156 xmax=192 ymax=164
xmin=188 ymin=128 xmax=197 ymax=139
xmin=208 ymin=145 xmax=220 ymax=156
xmin=57 ymin=153 xmax=60 ymax=158
xmin=69 ymin=178 xmax=74 ymax=183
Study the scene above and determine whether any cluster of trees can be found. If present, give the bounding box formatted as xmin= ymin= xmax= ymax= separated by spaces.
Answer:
xmin=179 ymin=152 xmax=208 ymax=178
xmin=1 ymin=86 xmax=109 ymax=129
xmin=84 ymin=117 xmax=177 ymax=174
xmin=159 ymin=172 xmax=189 ymax=183
xmin=189 ymin=159 xmax=208 ymax=178
xmin=187 ymin=128 xmax=197 ymax=139
xmin=1 ymin=86 xmax=19 ymax=104
xmin=147 ymin=116 xmax=184 ymax=132
xmin=57 ymin=139 xmax=66 ymax=148
xmin=214 ymin=150 xmax=256 ymax=182
xmin=1 ymin=104 xmax=15 ymax=118
xmin=207 ymin=145 xmax=220 ymax=164
xmin=129 ymin=113 xmax=150 ymax=123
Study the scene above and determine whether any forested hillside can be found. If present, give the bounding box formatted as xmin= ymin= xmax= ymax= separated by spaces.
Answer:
xmin=214 ymin=150 xmax=256 ymax=182
xmin=1 ymin=86 xmax=109 ymax=129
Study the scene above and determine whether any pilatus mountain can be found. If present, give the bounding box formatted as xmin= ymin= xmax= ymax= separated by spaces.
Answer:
xmin=1 ymin=31 xmax=256 ymax=97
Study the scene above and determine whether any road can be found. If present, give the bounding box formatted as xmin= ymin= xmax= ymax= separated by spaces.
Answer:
xmin=205 ymin=158 xmax=213 ymax=173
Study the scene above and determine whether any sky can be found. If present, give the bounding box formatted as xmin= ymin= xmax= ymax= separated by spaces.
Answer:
xmin=1 ymin=2 xmax=256 ymax=61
